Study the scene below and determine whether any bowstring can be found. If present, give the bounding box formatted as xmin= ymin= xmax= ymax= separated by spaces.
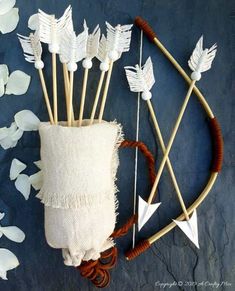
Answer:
xmin=132 ymin=29 xmax=143 ymax=248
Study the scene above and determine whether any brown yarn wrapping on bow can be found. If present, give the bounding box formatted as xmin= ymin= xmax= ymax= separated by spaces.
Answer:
xmin=77 ymin=140 xmax=156 ymax=288
xmin=125 ymin=239 xmax=151 ymax=260
xmin=209 ymin=117 xmax=223 ymax=172
xmin=134 ymin=16 xmax=157 ymax=42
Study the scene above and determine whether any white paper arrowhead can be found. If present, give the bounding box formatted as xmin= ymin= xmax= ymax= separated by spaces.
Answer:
xmin=138 ymin=195 xmax=161 ymax=231
xmin=173 ymin=209 xmax=199 ymax=249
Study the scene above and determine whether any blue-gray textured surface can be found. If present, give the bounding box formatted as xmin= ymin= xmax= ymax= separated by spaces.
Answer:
xmin=0 ymin=0 xmax=234 ymax=290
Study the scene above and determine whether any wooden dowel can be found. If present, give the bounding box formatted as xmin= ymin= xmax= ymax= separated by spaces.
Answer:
xmin=62 ymin=63 xmax=74 ymax=122
xmin=38 ymin=69 xmax=54 ymax=124
xmin=98 ymin=61 xmax=114 ymax=122
xmin=79 ymin=68 xmax=89 ymax=126
xmin=52 ymin=53 xmax=58 ymax=124
xmin=153 ymin=37 xmax=214 ymax=118
xmin=89 ymin=70 xmax=106 ymax=125
xmin=68 ymin=71 xmax=74 ymax=127
xmin=146 ymin=99 xmax=189 ymax=220
xmin=147 ymin=80 xmax=196 ymax=205
xmin=63 ymin=63 xmax=69 ymax=115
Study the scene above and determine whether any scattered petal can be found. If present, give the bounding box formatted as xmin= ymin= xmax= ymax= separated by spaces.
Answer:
xmin=11 ymin=128 xmax=23 ymax=141
xmin=0 ymin=248 xmax=19 ymax=280
xmin=0 ymin=8 xmax=19 ymax=34
xmin=5 ymin=70 xmax=31 ymax=95
xmin=28 ymin=13 xmax=38 ymax=30
xmin=0 ymin=122 xmax=19 ymax=149
xmin=0 ymin=213 xmax=5 ymax=220
xmin=0 ymin=135 xmax=14 ymax=149
xmin=8 ymin=122 xmax=17 ymax=134
xmin=29 ymin=171 xmax=42 ymax=191
xmin=0 ymin=64 xmax=9 ymax=85
xmin=15 ymin=174 xmax=31 ymax=200
xmin=34 ymin=160 xmax=42 ymax=170
xmin=0 ymin=127 xmax=8 ymax=140
xmin=10 ymin=158 xmax=26 ymax=181
xmin=0 ymin=0 xmax=16 ymax=15
xmin=0 ymin=226 xmax=25 ymax=243
xmin=14 ymin=110 xmax=40 ymax=131
xmin=0 ymin=79 xmax=4 ymax=97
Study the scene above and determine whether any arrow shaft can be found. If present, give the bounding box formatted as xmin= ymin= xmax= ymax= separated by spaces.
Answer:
xmin=79 ymin=68 xmax=89 ymax=126
xmin=52 ymin=52 xmax=58 ymax=124
xmin=67 ymin=71 xmax=74 ymax=127
xmin=62 ymin=63 xmax=74 ymax=123
xmin=38 ymin=69 xmax=54 ymax=124
xmin=146 ymin=99 xmax=189 ymax=220
xmin=147 ymin=80 xmax=196 ymax=204
xmin=89 ymin=70 xmax=106 ymax=125
xmin=98 ymin=61 xmax=114 ymax=122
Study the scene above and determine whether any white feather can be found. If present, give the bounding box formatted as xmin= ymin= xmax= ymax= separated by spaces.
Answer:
xmin=83 ymin=21 xmax=100 ymax=59
xmin=38 ymin=5 xmax=73 ymax=52
xmin=18 ymin=32 xmax=42 ymax=63
xmin=125 ymin=57 xmax=155 ymax=93
xmin=106 ymin=22 xmax=132 ymax=56
xmin=188 ymin=35 xmax=217 ymax=73
xmin=60 ymin=26 xmax=88 ymax=65
xmin=97 ymin=34 xmax=108 ymax=63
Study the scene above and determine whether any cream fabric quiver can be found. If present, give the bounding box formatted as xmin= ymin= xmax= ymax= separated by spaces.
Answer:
xmin=37 ymin=121 xmax=123 ymax=266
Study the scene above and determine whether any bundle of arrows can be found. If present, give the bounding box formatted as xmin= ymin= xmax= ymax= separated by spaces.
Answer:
xmin=16 ymin=6 xmax=223 ymax=288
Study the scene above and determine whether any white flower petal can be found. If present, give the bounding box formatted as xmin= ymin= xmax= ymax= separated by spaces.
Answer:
xmin=8 ymin=122 xmax=17 ymax=133
xmin=5 ymin=70 xmax=31 ymax=95
xmin=28 ymin=13 xmax=38 ymax=30
xmin=0 ymin=135 xmax=14 ymax=149
xmin=0 ymin=64 xmax=9 ymax=85
xmin=0 ymin=212 xmax=5 ymax=220
xmin=29 ymin=171 xmax=42 ymax=191
xmin=34 ymin=160 xmax=42 ymax=170
xmin=0 ymin=226 xmax=25 ymax=243
xmin=11 ymin=128 xmax=23 ymax=141
xmin=0 ymin=127 xmax=8 ymax=140
xmin=0 ymin=79 xmax=4 ymax=97
xmin=14 ymin=110 xmax=40 ymax=131
xmin=0 ymin=248 xmax=19 ymax=280
xmin=0 ymin=8 xmax=19 ymax=34
xmin=0 ymin=122 xmax=19 ymax=149
xmin=0 ymin=0 xmax=16 ymax=15
xmin=15 ymin=174 xmax=31 ymax=200
xmin=10 ymin=158 xmax=26 ymax=181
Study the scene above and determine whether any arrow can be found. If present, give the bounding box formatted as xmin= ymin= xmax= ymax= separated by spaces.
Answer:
xmin=142 ymin=36 xmax=216 ymax=230
xmin=59 ymin=26 xmax=88 ymax=126
xmin=125 ymin=38 xmax=216 ymax=244
xmin=18 ymin=32 xmax=54 ymax=124
xmin=38 ymin=5 xmax=73 ymax=124
xmin=98 ymin=22 xmax=133 ymax=122
xmin=125 ymin=57 xmax=189 ymax=231
xmin=79 ymin=22 xmax=100 ymax=126
xmin=89 ymin=35 xmax=112 ymax=125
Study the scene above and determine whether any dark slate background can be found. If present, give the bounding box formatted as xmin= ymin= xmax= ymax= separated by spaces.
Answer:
xmin=0 ymin=0 xmax=234 ymax=290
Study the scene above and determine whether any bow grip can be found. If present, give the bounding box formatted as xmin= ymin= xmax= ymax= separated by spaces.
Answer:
xmin=125 ymin=240 xmax=151 ymax=260
xmin=209 ymin=117 xmax=224 ymax=172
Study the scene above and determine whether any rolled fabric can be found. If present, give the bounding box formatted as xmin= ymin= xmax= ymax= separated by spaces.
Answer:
xmin=37 ymin=121 xmax=123 ymax=266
